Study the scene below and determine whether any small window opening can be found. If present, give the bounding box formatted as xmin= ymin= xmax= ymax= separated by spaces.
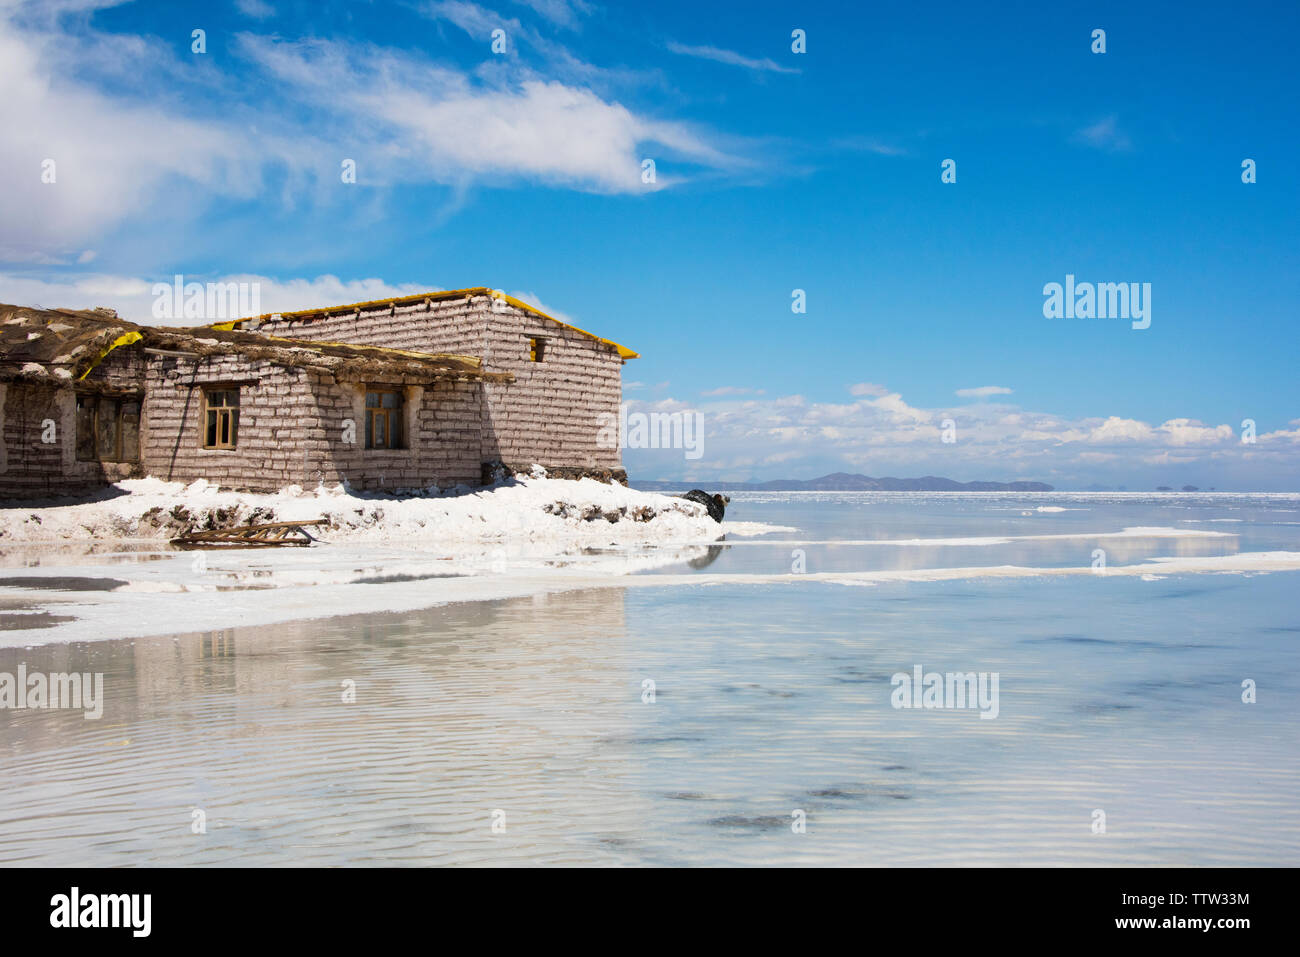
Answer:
xmin=365 ymin=388 xmax=405 ymax=449
xmin=76 ymin=393 xmax=141 ymax=463
xmin=203 ymin=388 xmax=240 ymax=450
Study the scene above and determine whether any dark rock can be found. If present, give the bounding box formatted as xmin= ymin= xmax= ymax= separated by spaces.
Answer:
xmin=679 ymin=489 xmax=729 ymax=522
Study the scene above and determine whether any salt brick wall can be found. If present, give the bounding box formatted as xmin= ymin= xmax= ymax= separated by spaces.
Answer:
xmin=84 ymin=347 xmax=148 ymax=390
xmin=255 ymin=295 xmax=488 ymax=357
xmin=294 ymin=372 xmax=483 ymax=492
xmin=0 ymin=383 xmax=96 ymax=500
xmin=253 ymin=294 xmax=626 ymax=472
xmin=0 ymin=346 xmax=146 ymax=500
xmin=140 ymin=355 xmax=482 ymax=492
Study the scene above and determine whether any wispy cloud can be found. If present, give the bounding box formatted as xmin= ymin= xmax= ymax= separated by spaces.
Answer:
xmin=423 ymin=0 xmax=514 ymax=41
xmin=511 ymin=0 xmax=592 ymax=30
xmin=701 ymin=386 xmax=766 ymax=396
xmin=848 ymin=382 xmax=890 ymax=397
xmin=955 ymin=385 xmax=1013 ymax=398
xmin=234 ymin=0 xmax=276 ymax=20
xmin=1072 ymin=115 xmax=1132 ymax=152
xmin=666 ymin=40 xmax=799 ymax=75
xmin=832 ymin=136 xmax=909 ymax=157
xmin=420 ymin=0 xmax=623 ymax=85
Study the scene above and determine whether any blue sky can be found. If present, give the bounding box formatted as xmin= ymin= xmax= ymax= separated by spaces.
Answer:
xmin=2 ymin=0 xmax=1297 ymax=488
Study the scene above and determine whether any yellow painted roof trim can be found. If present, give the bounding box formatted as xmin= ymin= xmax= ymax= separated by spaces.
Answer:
xmin=210 ymin=287 xmax=639 ymax=360
xmin=77 ymin=330 xmax=143 ymax=380
xmin=487 ymin=291 xmax=639 ymax=359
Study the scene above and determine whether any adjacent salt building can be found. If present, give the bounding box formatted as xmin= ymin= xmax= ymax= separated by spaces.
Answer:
xmin=221 ymin=288 xmax=638 ymax=484
xmin=0 ymin=290 xmax=636 ymax=500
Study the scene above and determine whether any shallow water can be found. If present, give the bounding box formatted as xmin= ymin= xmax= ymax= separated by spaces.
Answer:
xmin=0 ymin=492 xmax=1297 ymax=865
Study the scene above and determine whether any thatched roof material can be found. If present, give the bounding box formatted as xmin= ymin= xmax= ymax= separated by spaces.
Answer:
xmin=0 ymin=305 xmax=140 ymax=383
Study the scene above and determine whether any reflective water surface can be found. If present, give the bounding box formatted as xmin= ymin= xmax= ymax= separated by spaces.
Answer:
xmin=1 ymin=493 xmax=1297 ymax=865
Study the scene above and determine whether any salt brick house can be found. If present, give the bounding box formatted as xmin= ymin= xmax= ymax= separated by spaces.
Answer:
xmin=0 ymin=289 xmax=637 ymax=500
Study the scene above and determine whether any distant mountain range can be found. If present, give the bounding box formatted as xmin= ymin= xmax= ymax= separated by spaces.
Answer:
xmin=632 ymin=472 xmax=1054 ymax=492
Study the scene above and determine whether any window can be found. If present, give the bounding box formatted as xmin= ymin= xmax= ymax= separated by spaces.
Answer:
xmin=365 ymin=389 xmax=404 ymax=449
xmin=528 ymin=337 xmax=546 ymax=362
xmin=75 ymin=394 xmax=141 ymax=463
xmin=203 ymin=388 xmax=240 ymax=449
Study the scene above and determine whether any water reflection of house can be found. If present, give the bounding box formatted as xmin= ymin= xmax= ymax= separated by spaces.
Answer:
xmin=0 ymin=290 xmax=636 ymax=499
xmin=124 ymin=588 xmax=632 ymax=732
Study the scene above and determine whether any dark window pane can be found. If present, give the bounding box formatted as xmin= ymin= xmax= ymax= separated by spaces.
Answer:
xmin=206 ymin=411 xmax=217 ymax=447
xmin=382 ymin=392 xmax=400 ymax=409
xmin=365 ymin=392 xmax=379 ymax=408
xmin=96 ymin=399 xmax=119 ymax=461
xmin=120 ymin=400 xmax=140 ymax=463
xmin=365 ymin=411 xmax=373 ymax=449
xmin=76 ymin=396 xmax=96 ymax=461
xmin=206 ymin=389 xmax=239 ymax=410
xmin=229 ymin=409 xmax=239 ymax=446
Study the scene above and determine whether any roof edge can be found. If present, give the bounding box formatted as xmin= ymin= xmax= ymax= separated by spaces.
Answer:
xmin=210 ymin=287 xmax=640 ymax=360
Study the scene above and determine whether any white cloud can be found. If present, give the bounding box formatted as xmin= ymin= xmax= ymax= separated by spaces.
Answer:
xmin=505 ymin=289 xmax=581 ymax=327
xmin=866 ymin=392 xmax=933 ymax=424
xmin=239 ymin=33 xmax=743 ymax=194
xmin=955 ymin=385 xmax=1013 ymax=398
xmin=666 ymin=40 xmax=799 ymax=75
xmin=1084 ymin=416 xmax=1154 ymax=443
xmin=0 ymin=271 xmax=433 ymax=323
xmin=0 ymin=3 xmax=747 ymax=262
xmin=622 ymin=387 xmax=1300 ymax=486
xmin=1158 ymin=418 xmax=1235 ymax=446
xmin=0 ymin=3 xmax=323 ymax=263
xmin=848 ymin=382 xmax=889 ymax=397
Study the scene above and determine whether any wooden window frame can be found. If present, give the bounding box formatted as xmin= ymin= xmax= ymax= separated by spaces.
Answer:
xmin=202 ymin=387 xmax=240 ymax=450
xmin=75 ymin=392 xmax=141 ymax=463
xmin=528 ymin=337 xmax=546 ymax=362
xmin=364 ymin=387 xmax=405 ymax=451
